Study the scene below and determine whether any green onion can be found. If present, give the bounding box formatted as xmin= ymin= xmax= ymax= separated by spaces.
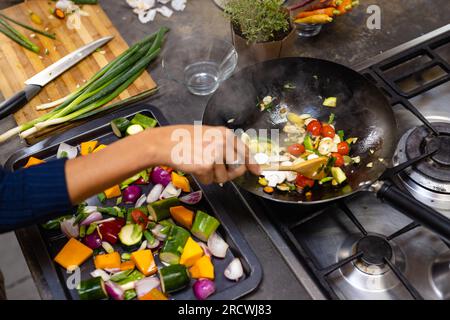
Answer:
xmin=0 ymin=27 xmax=169 ymax=143
xmin=0 ymin=13 xmax=56 ymax=39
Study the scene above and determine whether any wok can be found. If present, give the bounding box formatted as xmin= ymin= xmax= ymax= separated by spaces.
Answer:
xmin=202 ymin=57 xmax=450 ymax=242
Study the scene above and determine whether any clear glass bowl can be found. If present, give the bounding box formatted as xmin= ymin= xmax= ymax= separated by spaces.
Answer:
xmin=295 ymin=23 xmax=323 ymax=38
xmin=162 ymin=36 xmax=238 ymax=96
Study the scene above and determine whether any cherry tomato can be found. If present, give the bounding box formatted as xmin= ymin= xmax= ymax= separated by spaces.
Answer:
xmin=131 ymin=209 xmax=148 ymax=228
xmin=306 ymin=120 xmax=322 ymax=136
xmin=332 ymin=153 xmax=344 ymax=167
xmin=287 ymin=143 xmax=305 ymax=156
xmin=296 ymin=174 xmax=315 ymax=189
xmin=321 ymin=124 xmax=335 ymax=138
xmin=337 ymin=142 xmax=350 ymax=155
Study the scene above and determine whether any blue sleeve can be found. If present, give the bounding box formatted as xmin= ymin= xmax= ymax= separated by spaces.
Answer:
xmin=0 ymin=159 xmax=73 ymax=233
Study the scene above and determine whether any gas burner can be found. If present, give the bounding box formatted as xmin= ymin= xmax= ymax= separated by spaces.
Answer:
xmin=430 ymin=252 xmax=450 ymax=299
xmin=394 ymin=123 xmax=450 ymax=214
xmin=405 ymin=122 xmax=450 ymax=182
xmin=331 ymin=233 xmax=406 ymax=297
xmin=354 ymin=235 xmax=393 ymax=275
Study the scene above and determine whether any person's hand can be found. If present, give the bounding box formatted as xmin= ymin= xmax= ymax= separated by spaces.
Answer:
xmin=149 ymin=125 xmax=261 ymax=184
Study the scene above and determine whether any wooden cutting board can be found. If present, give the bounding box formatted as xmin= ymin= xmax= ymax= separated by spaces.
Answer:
xmin=0 ymin=0 xmax=157 ymax=142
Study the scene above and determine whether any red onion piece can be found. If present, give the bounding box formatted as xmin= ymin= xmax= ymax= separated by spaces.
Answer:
xmin=90 ymin=269 xmax=110 ymax=282
xmin=179 ymin=190 xmax=203 ymax=205
xmin=151 ymin=224 xmax=167 ymax=241
xmin=105 ymin=281 xmax=125 ymax=300
xmin=135 ymin=277 xmax=160 ymax=298
xmin=198 ymin=242 xmax=211 ymax=258
xmin=60 ymin=217 xmax=79 ymax=238
xmin=83 ymin=231 xmax=102 ymax=249
xmin=123 ymin=185 xmax=142 ymax=204
xmin=146 ymin=184 xmax=163 ymax=203
xmin=193 ymin=279 xmax=216 ymax=300
xmin=135 ymin=194 xmax=147 ymax=208
xmin=80 ymin=211 xmax=103 ymax=226
xmin=160 ymin=182 xmax=181 ymax=199
xmin=147 ymin=238 xmax=161 ymax=250
xmin=151 ymin=167 xmax=172 ymax=187
xmin=207 ymin=232 xmax=229 ymax=258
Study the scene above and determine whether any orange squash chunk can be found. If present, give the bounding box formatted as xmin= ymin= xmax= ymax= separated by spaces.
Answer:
xmin=24 ymin=157 xmax=45 ymax=168
xmin=80 ymin=141 xmax=98 ymax=156
xmin=120 ymin=261 xmax=135 ymax=271
xmin=54 ymin=238 xmax=93 ymax=270
xmin=171 ymin=172 xmax=190 ymax=192
xmin=169 ymin=206 xmax=194 ymax=229
xmin=139 ymin=288 xmax=168 ymax=300
xmin=104 ymin=185 xmax=121 ymax=199
xmin=131 ymin=249 xmax=157 ymax=276
xmin=189 ymin=255 xmax=214 ymax=280
xmin=92 ymin=144 xmax=107 ymax=153
xmin=94 ymin=252 xmax=121 ymax=270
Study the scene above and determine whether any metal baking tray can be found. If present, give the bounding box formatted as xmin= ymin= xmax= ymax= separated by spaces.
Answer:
xmin=5 ymin=104 xmax=262 ymax=300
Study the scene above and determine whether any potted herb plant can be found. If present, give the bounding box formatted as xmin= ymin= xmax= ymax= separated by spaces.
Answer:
xmin=224 ymin=0 xmax=296 ymax=64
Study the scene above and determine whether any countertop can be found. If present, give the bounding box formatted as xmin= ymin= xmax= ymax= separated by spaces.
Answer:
xmin=1 ymin=0 xmax=449 ymax=300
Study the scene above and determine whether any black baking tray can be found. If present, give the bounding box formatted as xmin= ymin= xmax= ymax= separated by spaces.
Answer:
xmin=5 ymin=104 xmax=262 ymax=300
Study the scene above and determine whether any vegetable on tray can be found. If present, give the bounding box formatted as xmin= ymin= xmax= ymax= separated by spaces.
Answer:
xmin=159 ymin=264 xmax=191 ymax=294
xmin=119 ymin=224 xmax=143 ymax=246
xmin=189 ymin=255 xmax=215 ymax=280
xmin=77 ymin=277 xmax=108 ymax=300
xmin=131 ymin=249 xmax=158 ymax=276
xmin=159 ymin=226 xmax=190 ymax=265
xmin=193 ymin=279 xmax=216 ymax=300
xmin=54 ymin=238 xmax=93 ymax=270
xmin=191 ymin=210 xmax=220 ymax=242
xmin=179 ymin=237 xmax=204 ymax=267
xmin=94 ymin=252 xmax=121 ymax=270
xmin=147 ymin=197 xmax=180 ymax=222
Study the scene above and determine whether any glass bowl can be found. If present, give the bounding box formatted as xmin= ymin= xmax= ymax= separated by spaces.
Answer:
xmin=162 ymin=36 xmax=238 ymax=96
xmin=295 ymin=23 xmax=323 ymax=38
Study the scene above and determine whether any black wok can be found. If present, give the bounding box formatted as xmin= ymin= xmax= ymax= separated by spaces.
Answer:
xmin=202 ymin=57 xmax=450 ymax=242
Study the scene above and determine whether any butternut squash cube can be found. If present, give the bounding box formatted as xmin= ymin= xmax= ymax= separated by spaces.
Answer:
xmin=189 ymin=255 xmax=214 ymax=280
xmin=54 ymin=238 xmax=93 ymax=270
xmin=180 ymin=237 xmax=203 ymax=267
xmin=94 ymin=252 xmax=121 ymax=270
xmin=131 ymin=249 xmax=157 ymax=276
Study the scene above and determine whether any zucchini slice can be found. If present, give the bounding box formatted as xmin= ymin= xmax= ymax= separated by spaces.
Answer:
xmin=159 ymin=226 xmax=190 ymax=265
xmin=126 ymin=124 xmax=144 ymax=136
xmin=111 ymin=117 xmax=130 ymax=138
xmin=77 ymin=277 xmax=107 ymax=300
xmin=147 ymin=197 xmax=180 ymax=222
xmin=119 ymin=224 xmax=143 ymax=246
xmin=159 ymin=264 xmax=190 ymax=294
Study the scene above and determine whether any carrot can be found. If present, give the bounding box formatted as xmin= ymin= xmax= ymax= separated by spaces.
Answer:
xmin=337 ymin=0 xmax=353 ymax=15
xmin=296 ymin=7 xmax=340 ymax=19
xmin=295 ymin=14 xmax=333 ymax=24
xmin=263 ymin=186 xmax=274 ymax=194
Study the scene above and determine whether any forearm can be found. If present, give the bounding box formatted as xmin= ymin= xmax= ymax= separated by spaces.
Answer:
xmin=65 ymin=128 xmax=161 ymax=205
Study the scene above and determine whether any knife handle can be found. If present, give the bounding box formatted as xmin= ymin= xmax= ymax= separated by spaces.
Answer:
xmin=0 ymin=85 xmax=40 ymax=120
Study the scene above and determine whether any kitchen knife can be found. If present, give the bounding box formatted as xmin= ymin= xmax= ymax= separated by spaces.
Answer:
xmin=0 ymin=35 xmax=114 ymax=120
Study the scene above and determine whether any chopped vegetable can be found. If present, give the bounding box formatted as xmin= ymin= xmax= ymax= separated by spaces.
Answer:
xmin=105 ymin=280 xmax=125 ymax=300
xmin=179 ymin=190 xmax=203 ymax=205
xmin=147 ymin=197 xmax=180 ymax=222
xmin=160 ymin=182 xmax=182 ymax=199
xmin=263 ymin=186 xmax=274 ymax=194
xmin=23 ymin=157 xmax=45 ymax=168
xmin=80 ymin=141 xmax=98 ymax=155
xmin=207 ymin=232 xmax=229 ymax=258
xmin=130 ymin=113 xmax=157 ymax=129
xmin=135 ymin=276 xmax=160 ymax=298
xmin=171 ymin=172 xmax=191 ymax=192
xmin=224 ymin=258 xmax=244 ymax=281
xmin=131 ymin=249 xmax=158 ymax=276
xmin=98 ymin=219 xmax=125 ymax=244
xmin=323 ymin=97 xmax=337 ymax=107
xmin=57 ymin=143 xmax=78 ymax=159
xmin=104 ymin=185 xmax=122 ymax=199
xmin=331 ymin=167 xmax=347 ymax=184
xmin=296 ymin=7 xmax=340 ymax=18
xmin=119 ymin=224 xmax=143 ymax=246
xmin=179 ymin=237 xmax=203 ymax=267
xmin=94 ymin=252 xmax=121 ymax=270
xmin=189 ymin=255 xmax=214 ymax=280
xmin=160 ymin=226 xmax=190 ymax=265
xmin=170 ymin=206 xmax=194 ymax=229
xmin=193 ymin=279 xmax=216 ymax=300
xmin=83 ymin=231 xmax=102 ymax=249
xmin=111 ymin=117 xmax=130 ymax=138
xmin=159 ymin=264 xmax=190 ymax=293
xmin=120 ymin=261 xmax=135 ymax=271
xmin=190 ymin=211 xmax=220 ymax=242
xmin=60 ymin=217 xmax=80 ymax=238
xmin=151 ymin=167 xmax=172 ymax=187
xmin=77 ymin=277 xmax=107 ymax=300
xmin=122 ymin=185 xmax=142 ymax=204
xmin=54 ymin=238 xmax=93 ymax=270
xmin=93 ymin=144 xmax=107 ymax=153
xmin=138 ymin=288 xmax=168 ymax=300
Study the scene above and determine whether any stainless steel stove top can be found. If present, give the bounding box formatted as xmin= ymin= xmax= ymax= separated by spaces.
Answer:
xmin=236 ymin=24 xmax=450 ymax=300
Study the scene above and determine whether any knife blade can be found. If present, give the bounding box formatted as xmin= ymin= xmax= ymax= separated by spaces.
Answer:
xmin=0 ymin=35 xmax=113 ymax=120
